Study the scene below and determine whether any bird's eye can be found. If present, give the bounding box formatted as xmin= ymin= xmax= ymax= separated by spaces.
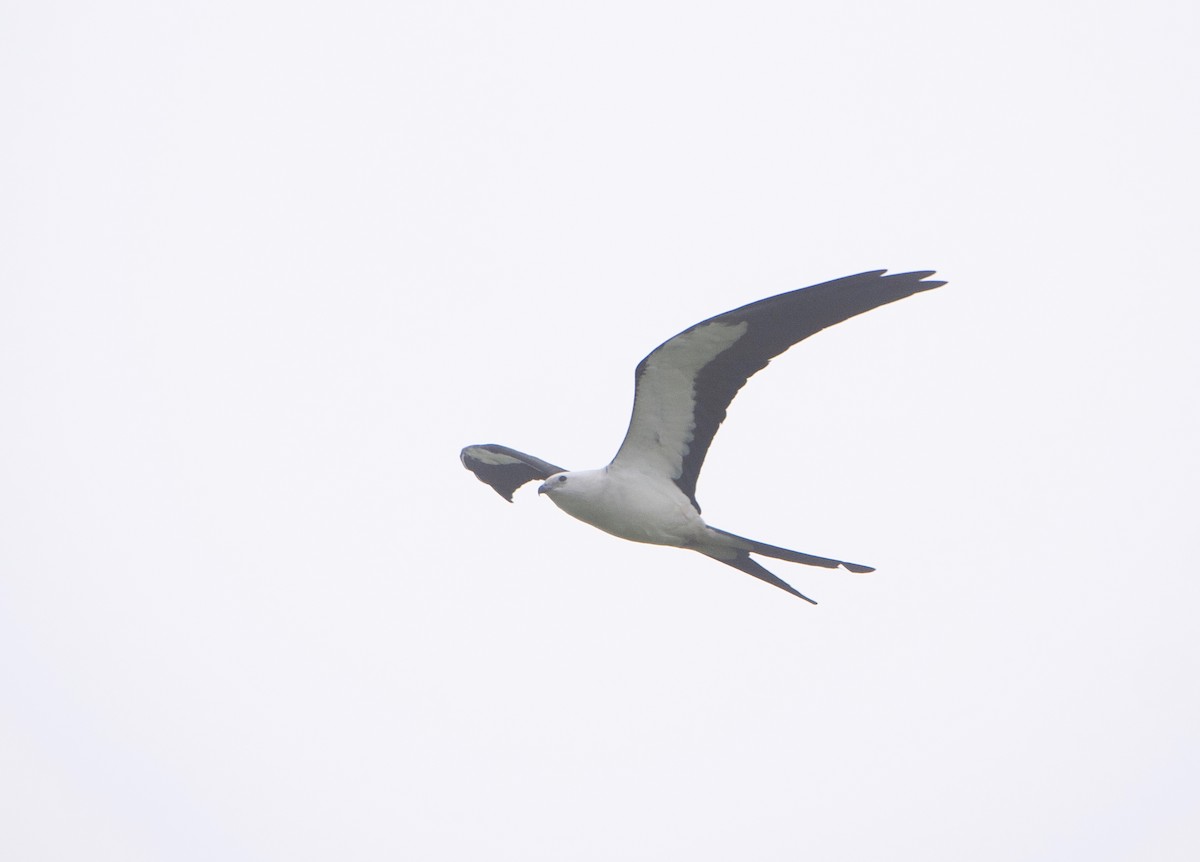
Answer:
xmin=558 ymin=475 xmax=567 ymax=483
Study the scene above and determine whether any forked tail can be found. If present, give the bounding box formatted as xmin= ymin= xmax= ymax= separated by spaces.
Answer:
xmin=709 ymin=527 xmax=875 ymax=573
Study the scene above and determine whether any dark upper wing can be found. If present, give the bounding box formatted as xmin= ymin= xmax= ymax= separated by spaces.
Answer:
xmin=609 ymin=270 xmax=946 ymax=511
xmin=460 ymin=444 xmax=567 ymax=502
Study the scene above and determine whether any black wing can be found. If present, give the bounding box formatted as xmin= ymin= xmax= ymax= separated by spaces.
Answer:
xmin=611 ymin=270 xmax=946 ymax=511
xmin=460 ymin=444 xmax=567 ymax=502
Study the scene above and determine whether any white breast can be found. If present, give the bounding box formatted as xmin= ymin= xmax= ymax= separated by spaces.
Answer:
xmin=546 ymin=467 xmax=706 ymax=547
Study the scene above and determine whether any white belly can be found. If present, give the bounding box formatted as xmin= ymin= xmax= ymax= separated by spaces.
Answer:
xmin=548 ymin=468 xmax=705 ymax=547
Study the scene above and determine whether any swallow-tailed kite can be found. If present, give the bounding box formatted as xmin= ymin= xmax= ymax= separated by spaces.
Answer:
xmin=461 ymin=269 xmax=945 ymax=603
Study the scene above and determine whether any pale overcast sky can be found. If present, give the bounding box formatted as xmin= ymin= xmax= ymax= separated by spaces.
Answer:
xmin=3 ymin=1 xmax=1198 ymax=860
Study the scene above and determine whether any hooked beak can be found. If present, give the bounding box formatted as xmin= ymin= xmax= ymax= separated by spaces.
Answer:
xmin=537 ymin=481 xmax=548 ymax=495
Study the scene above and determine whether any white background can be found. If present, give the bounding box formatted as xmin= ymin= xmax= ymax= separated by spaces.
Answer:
xmin=3 ymin=1 xmax=1198 ymax=859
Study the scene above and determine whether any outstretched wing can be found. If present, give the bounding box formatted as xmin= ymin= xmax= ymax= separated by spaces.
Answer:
xmin=610 ymin=270 xmax=946 ymax=511
xmin=460 ymin=444 xmax=566 ymax=502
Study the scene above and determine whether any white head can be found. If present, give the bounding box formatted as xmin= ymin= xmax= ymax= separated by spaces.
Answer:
xmin=537 ymin=472 xmax=572 ymax=497
xmin=536 ymin=469 xmax=607 ymax=506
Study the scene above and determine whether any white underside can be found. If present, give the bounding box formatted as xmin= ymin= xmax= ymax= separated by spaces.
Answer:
xmin=544 ymin=466 xmax=714 ymax=549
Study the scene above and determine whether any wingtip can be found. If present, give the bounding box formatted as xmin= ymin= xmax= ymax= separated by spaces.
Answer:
xmin=912 ymin=271 xmax=947 ymax=290
xmin=887 ymin=269 xmax=946 ymax=288
xmin=842 ymin=563 xmax=875 ymax=574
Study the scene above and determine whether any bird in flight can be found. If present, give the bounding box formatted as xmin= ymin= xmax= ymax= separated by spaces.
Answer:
xmin=461 ymin=270 xmax=945 ymax=603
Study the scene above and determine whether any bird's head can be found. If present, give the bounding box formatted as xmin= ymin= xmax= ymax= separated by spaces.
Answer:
xmin=537 ymin=472 xmax=571 ymax=496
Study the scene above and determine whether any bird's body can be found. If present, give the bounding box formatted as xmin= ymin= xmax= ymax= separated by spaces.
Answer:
xmin=461 ymin=269 xmax=946 ymax=603
xmin=539 ymin=466 xmax=704 ymax=548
